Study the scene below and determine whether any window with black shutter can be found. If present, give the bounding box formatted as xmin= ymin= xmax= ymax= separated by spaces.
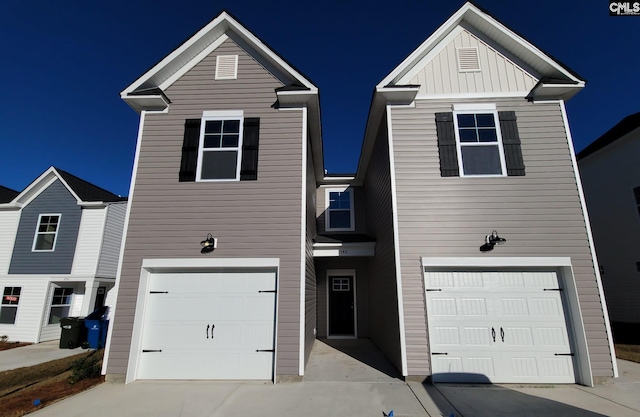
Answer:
xmin=435 ymin=105 xmax=525 ymax=177
xmin=179 ymin=112 xmax=260 ymax=182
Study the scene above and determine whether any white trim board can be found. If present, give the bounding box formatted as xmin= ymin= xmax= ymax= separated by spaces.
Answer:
xmin=560 ymin=100 xmax=618 ymax=379
xmin=299 ymin=106 xmax=307 ymax=376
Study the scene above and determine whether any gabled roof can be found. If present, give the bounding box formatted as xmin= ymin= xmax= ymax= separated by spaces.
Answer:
xmin=378 ymin=2 xmax=585 ymax=90
xmin=121 ymin=10 xmax=318 ymax=112
xmin=0 ymin=186 xmax=19 ymax=204
xmin=0 ymin=167 xmax=125 ymax=210
xmin=120 ymin=10 xmax=325 ymax=182
xmin=355 ymin=1 xmax=586 ymax=184
xmin=577 ymin=112 xmax=640 ymax=161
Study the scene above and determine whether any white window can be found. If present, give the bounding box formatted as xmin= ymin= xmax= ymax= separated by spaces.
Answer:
xmin=325 ymin=187 xmax=355 ymax=231
xmin=197 ymin=110 xmax=244 ymax=182
xmin=453 ymin=104 xmax=506 ymax=177
xmin=32 ymin=214 xmax=61 ymax=251
xmin=0 ymin=287 xmax=21 ymax=324
xmin=48 ymin=287 xmax=73 ymax=325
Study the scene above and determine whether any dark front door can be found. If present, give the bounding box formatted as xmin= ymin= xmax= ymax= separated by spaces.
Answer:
xmin=328 ymin=275 xmax=355 ymax=336
xmin=94 ymin=287 xmax=106 ymax=310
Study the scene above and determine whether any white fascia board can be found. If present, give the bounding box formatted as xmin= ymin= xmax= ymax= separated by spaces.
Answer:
xmin=421 ymin=257 xmax=573 ymax=267
xmin=141 ymin=258 xmax=280 ymax=270
xmin=378 ymin=4 xmax=469 ymax=87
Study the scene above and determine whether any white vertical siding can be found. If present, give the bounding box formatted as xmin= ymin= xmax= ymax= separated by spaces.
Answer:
xmin=409 ymin=28 xmax=538 ymax=96
xmin=0 ymin=211 xmax=20 ymax=274
xmin=71 ymin=208 xmax=107 ymax=276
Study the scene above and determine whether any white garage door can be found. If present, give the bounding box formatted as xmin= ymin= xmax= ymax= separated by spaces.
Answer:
xmin=425 ymin=271 xmax=575 ymax=384
xmin=137 ymin=271 xmax=276 ymax=380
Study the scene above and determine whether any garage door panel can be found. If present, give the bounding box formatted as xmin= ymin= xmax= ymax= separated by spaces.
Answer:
xmin=138 ymin=270 xmax=276 ymax=380
xmin=425 ymin=270 xmax=576 ymax=384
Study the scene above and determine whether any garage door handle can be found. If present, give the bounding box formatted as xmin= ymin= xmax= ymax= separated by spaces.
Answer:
xmin=210 ymin=324 xmax=215 ymax=339
xmin=256 ymin=349 xmax=274 ymax=353
xmin=491 ymin=327 xmax=496 ymax=342
xmin=500 ymin=327 xmax=505 ymax=342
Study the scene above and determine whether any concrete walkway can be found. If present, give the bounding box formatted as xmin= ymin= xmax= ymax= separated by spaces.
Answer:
xmin=0 ymin=340 xmax=88 ymax=372
xmin=19 ymin=340 xmax=640 ymax=417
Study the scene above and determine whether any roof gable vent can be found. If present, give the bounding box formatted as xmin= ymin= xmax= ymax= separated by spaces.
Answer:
xmin=215 ymin=55 xmax=238 ymax=80
xmin=457 ymin=47 xmax=480 ymax=72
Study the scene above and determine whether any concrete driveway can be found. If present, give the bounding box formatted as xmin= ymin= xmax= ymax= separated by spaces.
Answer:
xmin=0 ymin=340 xmax=87 ymax=372
xmin=26 ymin=340 xmax=640 ymax=417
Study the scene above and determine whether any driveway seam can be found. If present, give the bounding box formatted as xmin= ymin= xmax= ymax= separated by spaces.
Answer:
xmin=574 ymin=385 xmax=640 ymax=413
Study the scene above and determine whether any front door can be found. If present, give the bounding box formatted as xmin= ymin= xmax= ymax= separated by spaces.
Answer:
xmin=328 ymin=273 xmax=355 ymax=337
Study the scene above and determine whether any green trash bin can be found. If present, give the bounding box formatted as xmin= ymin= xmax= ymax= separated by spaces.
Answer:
xmin=59 ymin=317 xmax=86 ymax=349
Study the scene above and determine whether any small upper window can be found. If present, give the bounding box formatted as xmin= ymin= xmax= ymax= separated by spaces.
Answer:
xmin=32 ymin=214 xmax=61 ymax=252
xmin=0 ymin=287 xmax=21 ymax=324
xmin=197 ymin=112 xmax=243 ymax=181
xmin=326 ymin=187 xmax=355 ymax=231
xmin=454 ymin=106 xmax=506 ymax=177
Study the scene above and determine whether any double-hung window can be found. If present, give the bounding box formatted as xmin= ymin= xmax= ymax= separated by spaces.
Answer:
xmin=197 ymin=111 xmax=244 ymax=181
xmin=453 ymin=104 xmax=506 ymax=176
xmin=325 ymin=187 xmax=355 ymax=231
xmin=0 ymin=287 xmax=21 ymax=324
xmin=32 ymin=214 xmax=61 ymax=251
xmin=48 ymin=287 xmax=73 ymax=325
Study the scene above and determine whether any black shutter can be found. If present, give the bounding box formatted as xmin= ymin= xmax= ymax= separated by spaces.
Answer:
xmin=499 ymin=111 xmax=525 ymax=176
xmin=240 ymin=117 xmax=260 ymax=181
xmin=435 ymin=112 xmax=460 ymax=177
xmin=179 ymin=119 xmax=201 ymax=182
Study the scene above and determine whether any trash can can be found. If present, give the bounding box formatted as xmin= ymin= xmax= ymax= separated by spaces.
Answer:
xmin=59 ymin=317 xmax=86 ymax=349
xmin=84 ymin=306 xmax=109 ymax=349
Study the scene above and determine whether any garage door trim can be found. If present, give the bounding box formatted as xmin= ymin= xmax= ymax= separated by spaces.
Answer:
xmin=125 ymin=258 xmax=279 ymax=384
xmin=421 ymin=257 xmax=593 ymax=386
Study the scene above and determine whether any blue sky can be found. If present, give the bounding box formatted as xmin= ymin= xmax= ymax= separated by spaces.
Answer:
xmin=0 ymin=0 xmax=637 ymax=196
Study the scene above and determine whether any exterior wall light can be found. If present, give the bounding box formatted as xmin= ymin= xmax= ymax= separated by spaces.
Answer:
xmin=200 ymin=233 xmax=217 ymax=254
xmin=480 ymin=230 xmax=506 ymax=252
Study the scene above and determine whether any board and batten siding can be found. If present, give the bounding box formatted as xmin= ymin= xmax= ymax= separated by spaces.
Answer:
xmin=9 ymin=180 xmax=81 ymax=275
xmin=107 ymin=38 xmax=304 ymax=377
xmin=71 ymin=208 xmax=107 ymax=276
xmin=579 ymin=129 xmax=640 ymax=324
xmin=0 ymin=211 xmax=20 ymax=274
xmin=362 ymin=114 xmax=403 ymax=373
xmin=388 ymin=98 xmax=614 ymax=378
xmin=97 ymin=202 xmax=127 ymax=279
xmin=408 ymin=27 xmax=537 ymax=96
xmin=316 ymin=185 xmax=367 ymax=234
xmin=304 ymin=139 xmax=317 ymax=366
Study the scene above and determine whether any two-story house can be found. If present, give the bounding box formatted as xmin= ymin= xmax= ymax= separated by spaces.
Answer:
xmin=578 ymin=112 xmax=640 ymax=341
xmin=104 ymin=3 xmax=616 ymax=386
xmin=0 ymin=167 xmax=127 ymax=343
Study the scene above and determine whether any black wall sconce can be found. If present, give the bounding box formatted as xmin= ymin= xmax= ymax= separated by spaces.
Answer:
xmin=200 ymin=233 xmax=217 ymax=254
xmin=480 ymin=230 xmax=506 ymax=252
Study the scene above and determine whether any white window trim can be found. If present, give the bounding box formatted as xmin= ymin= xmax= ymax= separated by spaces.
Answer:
xmin=453 ymin=105 xmax=507 ymax=178
xmin=325 ymin=186 xmax=355 ymax=232
xmin=31 ymin=213 xmax=61 ymax=252
xmin=196 ymin=110 xmax=244 ymax=182
xmin=48 ymin=287 xmax=73 ymax=325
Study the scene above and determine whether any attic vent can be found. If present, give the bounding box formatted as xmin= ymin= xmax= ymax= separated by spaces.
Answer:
xmin=457 ymin=47 xmax=480 ymax=72
xmin=215 ymin=55 xmax=238 ymax=80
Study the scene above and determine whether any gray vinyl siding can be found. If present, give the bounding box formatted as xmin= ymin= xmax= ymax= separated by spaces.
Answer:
xmin=316 ymin=185 xmax=366 ymax=234
xmin=389 ymin=98 xmax=614 ymax=378
xmin=315 ymin=257 xmax=369 ymax=338
xmin=96 ymin=202 xmax=127 ymax=278
xmin=107 ymin=38 xmax=304 ymax=377
xmin=9 ymin=180 xmax=81 ymax=274
xmin=579 ymin=129 xmax=640 ymax=324
xmin=362 ymin=114 xmax=403 ymax=373
xmin=304 ymin=137 xmax=317 ymax=366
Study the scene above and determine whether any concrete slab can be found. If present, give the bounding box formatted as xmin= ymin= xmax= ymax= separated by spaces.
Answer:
xmin=304 ymin=338 xmax=402 ymax=382
xmin=0 ymin=341 xmax=88 ymax=372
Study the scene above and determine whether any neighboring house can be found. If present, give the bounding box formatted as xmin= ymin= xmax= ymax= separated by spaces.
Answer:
xmin=104 ymin=3 xmax=616 ymax=386
xmin=0 ymin=167 xmax=127 ymax=343
xmin=578 ymin=112 xmax=640 ymax=336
